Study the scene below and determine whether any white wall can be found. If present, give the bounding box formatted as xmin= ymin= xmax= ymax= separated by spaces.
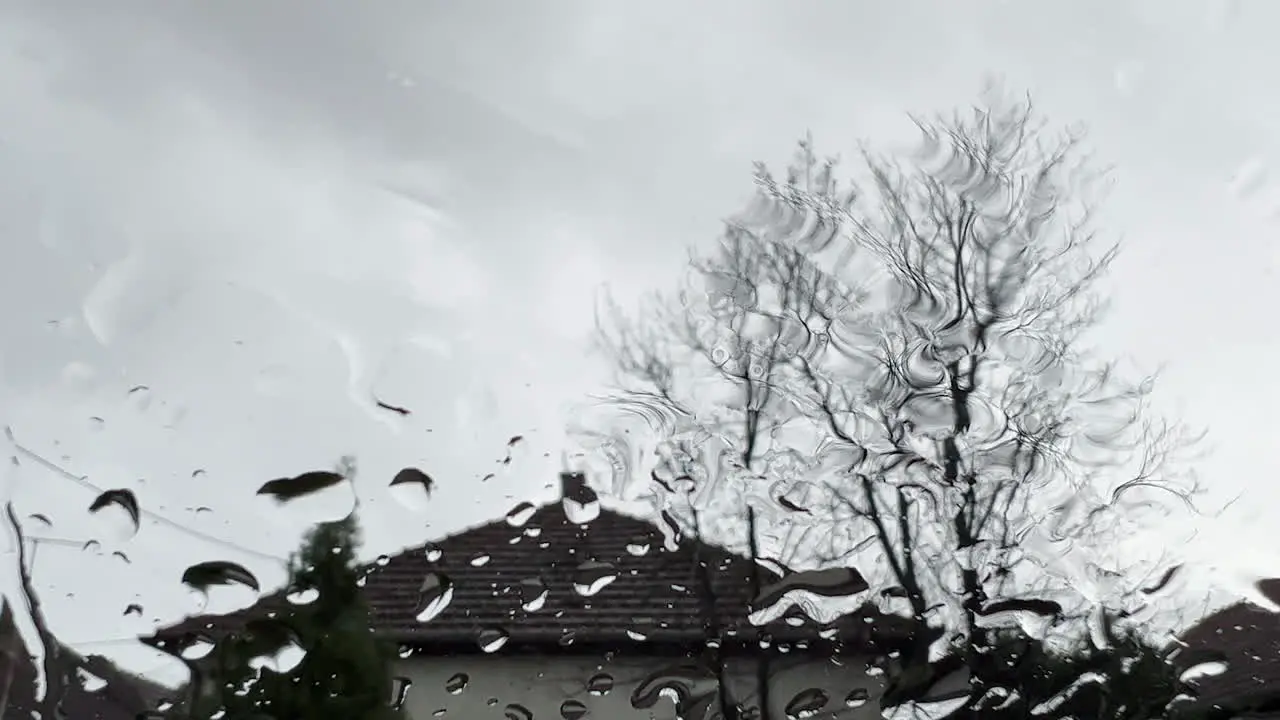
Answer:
xmin=393 ymin=652 xmax=888 ymax=720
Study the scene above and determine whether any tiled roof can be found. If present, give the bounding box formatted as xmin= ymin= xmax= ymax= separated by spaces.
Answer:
xmin=149 ymin=478 xmax=914 ymax=656
xmin=1172 ymin=598 xmax=1280 ymax=714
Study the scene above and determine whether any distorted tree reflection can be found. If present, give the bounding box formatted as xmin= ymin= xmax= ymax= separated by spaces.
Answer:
xmin=595 ymin=87 xmax=1204 ymax=718
xmin=182 ymin=512 xmax=403 ymax=720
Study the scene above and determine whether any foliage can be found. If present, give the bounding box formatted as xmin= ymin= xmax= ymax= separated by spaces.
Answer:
xmin=592 ymin=85 xmax=1203 ymax=716
xmin=967 ymin=625 xmax=1189 ymax=719
xmin=187 ymin=513 xmax=403 ymax=720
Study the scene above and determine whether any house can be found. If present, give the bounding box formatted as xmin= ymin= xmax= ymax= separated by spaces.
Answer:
xmin=1169 ymin=587 xmax=1280 ymax=719
xmin=146 ymin=472 xmax=928 ymax=719
xmin=0 ymin=601 xmax=171 ymax=719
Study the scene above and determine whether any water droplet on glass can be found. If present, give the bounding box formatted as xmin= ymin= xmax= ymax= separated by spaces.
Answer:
xmin=181 ymin=561 xmax=260 ymax=593
xmin=249 ymin=639 xmax=306 ymax=674
xmin=504 ymin=703 xmax=533 ymax=720
xmin=520 ymin=577 xmax=549 ymax=612
xmin=88 ymin=488 xmax=141 ymax=541
xmin=478 ymin=627 xmax=509 ymax=653
xmin=74 ymin=666 xmax=107 ymax=693
xmin=560 ymin=698 xmax=588 ymax=720
xmin=573 ymin=561 xmax=618 ymax=597
xmin=445 ymin=672 xmax=469 ymax=694
xmin=470 ymin=552 xmax=491 ymax=567
xmin=390 ymin=675 xmax=413 ymax=709
xmin=124 ymin=384 xmax=152 ymax=412
xmin=1180 ymin=660 xmax=1228 ymax=684
xmin=389 ymin=467 xmax=436 ymax=511
xmin=625 ymin=540 xmax=650 ymax=556
xmin=505 ymin=501 xmax=538 ymax=527
xmin=286 ymin=587 xmax=319 ymax=606
xmin=81 ymin=539 xmax=101 ymax=555
xmin=586 ymin=672 xmax=614 ymax=696
xmin=784 ymin=687 xmax=829 ymax=719
xmin=415 ymin=573 xmax=454 ymax=623
xmin=563 ymin=486 xmax=600 ymax=525
xmin=844 ymin=688 xmax=869 ymax=708
xmin=625 ymin=629 xmax=647 ymax=641
xmin=423 ymin=544 xmax=442 ymax=561
xmin=376 ymin=554 xmax=391 ymax=567
xmin=255 ymin=469 xmax=355 ymax=523
xmin=179 ymin=636 xmax=216 ymax=661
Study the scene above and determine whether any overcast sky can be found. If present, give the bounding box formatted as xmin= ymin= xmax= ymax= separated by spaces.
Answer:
xmin=1 ymin=0 xmax=1279 ymax=688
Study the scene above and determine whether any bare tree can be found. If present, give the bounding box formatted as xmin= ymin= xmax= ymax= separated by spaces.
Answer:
xmin=593 ymin=88 xmax=1202 ymax=718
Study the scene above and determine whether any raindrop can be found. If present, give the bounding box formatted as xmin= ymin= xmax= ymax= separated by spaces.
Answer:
xmin=249 ymin=639 xmax=306 ymax=674
xmin=560 ymin=698 xmax=588 ymax=719
xmin=630 ymin=662 xmax=718 ymax=712
xmin=125 ymin=385 xmax=152 ymax=411
xmin=191 ymin=469 xmax=206 ymax=479
xmin=586 ymin=672 xmax=613 ymax=696
xmin=415 ymin=573 xmax=454 ymax=623
xmin=75 ymin=666 xmax=107 ymax=693
xmin=520 ymin=577 xmax=549 ymax=612
xmin=445 ymin=672 xmax=469 ymax=694
xmin=88 ymin=488 xmax=141 ymax=541
xmin=123 ymin=603 xmax=142 ymax=617
xmin=625 ymin=540 xmax=650 ymax=557
xmin=752 ymin=567 xmax=869 ymax=623
xmin=784 ymin=688 xmax=829 ymax=719
xmin=376 ymin=555 xmax=391 ymax=567
xmin=423 ymin=544 xmax=443 ymax=562
xmin=478 ymin=627 xmax=509 ymax=653
xmin=389 ymin=467 xmax=435 ymax=511
xmin=505 ymin=501 xmax=538 ymax=527
xmin=390 ymin=675 xmax=413 ymax=710
xmin=179 ymin=635 xmax=216 ymax=661
xmin=470 ymin=552 xmax=491 ymax=567
xmin=504 ymin=704 xmax=533 ymax=720
xmin=1180 ymin=660 xmax=1228 ymax=684
xmin=286 ymin=587 xmax=319 ymax=606
xmin=181 ymin=561 xmax=260 ymax=593
xmin=625 ymin=629 xmax=647 ymax=641
xmin=563 ymin=486 xmax=600 ymax=525
xmin=256 ymin=470 xmax=345 ymax=502
xmin=844 ymin=688 xmax=869 ymax=708
xmin=27 ymin=514 xmax=52 ymax=529
xmin=573 ymin=561 xmax=618 ymax=597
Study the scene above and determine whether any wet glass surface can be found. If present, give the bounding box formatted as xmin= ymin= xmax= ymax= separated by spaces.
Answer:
xmin=0 ymin=2 xmax=1277 ymax=718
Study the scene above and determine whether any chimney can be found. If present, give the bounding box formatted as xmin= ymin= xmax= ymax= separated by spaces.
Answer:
xmin=559 ymin=471 xmax=588 ymax=499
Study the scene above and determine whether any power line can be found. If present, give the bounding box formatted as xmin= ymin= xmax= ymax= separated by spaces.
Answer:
xmin=8 ymin=432 xmax=285 ymax=567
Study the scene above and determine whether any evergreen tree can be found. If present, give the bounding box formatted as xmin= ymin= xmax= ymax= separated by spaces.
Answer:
xmin=191 ymin=513 xmax=403 ymax=720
